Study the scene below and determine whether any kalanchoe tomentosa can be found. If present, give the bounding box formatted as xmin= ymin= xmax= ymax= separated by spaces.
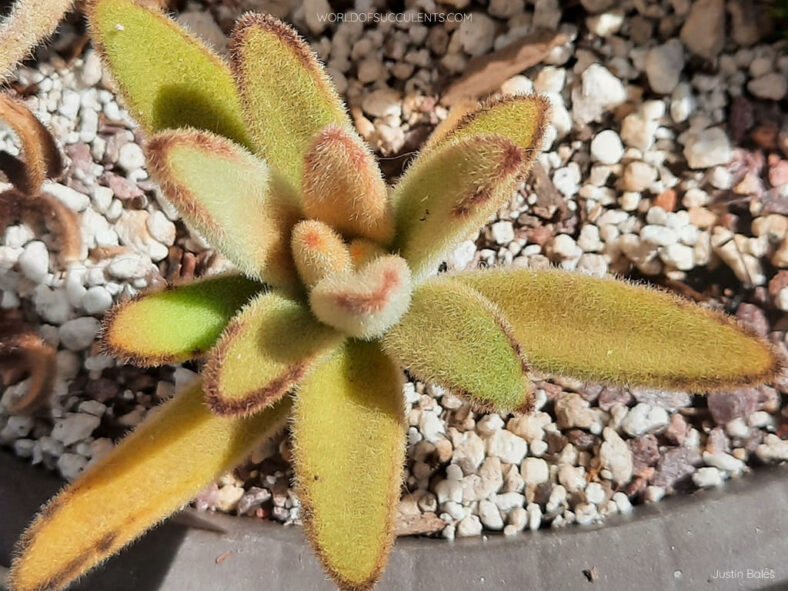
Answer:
xmin=9 ymin=2 xmax=782 ymax=591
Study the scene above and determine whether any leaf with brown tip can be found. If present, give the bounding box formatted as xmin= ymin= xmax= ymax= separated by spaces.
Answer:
xmin=292 ymin=340 xmax=405 ymax=591
xmin=87 ymin=0 xmax=250 ymax=145
xmin=9 ymin=381 xmax=291 ymax=591
xmin=391 ymin=135 xmax=526 ymax=281
xmin=229 ymin=13 xmax=350 ymax=188
xmin=302 ymin=124 xmax=393 ymax=244
xmin=0 ymin=0 xmax=74 ymax=83
xmin=310 ymin=255 xmax=412 ymax=340
xmin=291 ymin=219 xmax=351 ymax=289
xmin=423 ymin=94 xmax=550 ymax=155
xmin=102 ymin=274 xmax=262 ymax=366
xmin=204 ymin=291 xmax=344 ymax=417
xmin=381 ymin=276 xmax=533 ymax=413
xmin=0 ymin=327 xmax=56 ymax=414
xmin=145 ymin=129 xmax=301 ymax=289
xmin=0 ymin=94 xmax=62 ymax=194
xmin=458 ymin=268 xmax=783 ymax=392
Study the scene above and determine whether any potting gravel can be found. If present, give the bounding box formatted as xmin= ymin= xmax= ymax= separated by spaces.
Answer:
xmin=0 ymin=0 xmax=786 ymax=540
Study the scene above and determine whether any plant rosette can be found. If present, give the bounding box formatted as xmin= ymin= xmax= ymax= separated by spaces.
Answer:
xmin=8 ymin=2 xmax=782 ymax=591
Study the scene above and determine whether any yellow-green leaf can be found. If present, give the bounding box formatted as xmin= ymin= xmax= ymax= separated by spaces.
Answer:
xmin=459 ymin=268 xmax=782 ymax=391
xmin=229 ymin=13 xmax=350 ymax=188
xmin=9 ymin=382 xmax=291 ymax=591
xmin=382 ymin=276 xmax=533 ymax=412
xmin=391 ymin=135 xmax=525 ymax=281
xmin=301 ymin=124 xmax=393 ymax=244
xmin=87 ymin=0 xmax=250 ymax=145
xmin=292 ymin=340 xmax=405 ymax=591
xmin=204 ymin=291 xmax=344 ymax=417
xmin=101 ymin=273 xmax=262 ymax=366
xmin=146 ymin=129 xmax=301 ymax=289
xmin=423 ymin=94 xmax=550 ymax=154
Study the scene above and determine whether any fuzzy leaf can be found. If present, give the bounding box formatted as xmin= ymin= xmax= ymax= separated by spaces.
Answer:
xmin=146 ymin=130 xmax=301 ymax=288
xmin=102 ymin=274 xmax=262 ymax=366
xmin=391 ymin=135 xmax=526 ymax=281
xmin=292 ymin=340 xmax=405 ymax=591
xmin=0 ymin=0 xmax=74 ymax=82
xmin=87 ymin=0 xmax=250 ymax=144
xmin=348 ymin=238 xmax=386 ymax=268
xmin=459 ymin=268 xmax=782 ymax=391
xmin=302 ymin=124 xmax=393 ymax=244
xmin=423 ymin=94 xmax=550 ymax=154
xmin=0 ymin=93 xmax=62 ymax=194
xmin=229 ymin=13 xmax=350 ymax=188
xmin=382 ymin=277 xmax=533 ymax=412
xmin=0 ymin=330 xmax=56 ymax=414
xmin=204 ymin=291 xmax=344 ymax=417
xmin=9 ymin=381 xmax=291 ymax=591
xmin=310 ymin=255 xmax=412 ymax=340
xmin=291 ymin=219 xmax=351 ymax=289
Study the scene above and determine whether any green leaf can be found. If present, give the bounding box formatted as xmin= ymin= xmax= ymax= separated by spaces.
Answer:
xmin=146 ymin=129 xmax=301 ymax=289
xmin=204 ymin=291 xmax=344 ymax=417
xmin=309 ymin=255 xmax=412 ymax=340
xmin=10 ymin=381 xmax=290 ymax=591
xmin=459 ymin=268 xmax=782 ymax=391
xmin=229 ymin=13 xmax=350 ymax=188
xmin=87 ymin=0 xmax=250 ymax=145
xmin=423 ymin=94 xmax=550 ymax=154
xmin=382 ymin=276 xmax=533 ymax=412
xmin=102 ymin=274 xmax=262 ymax=366
xmin=292 ymin=340 xmax=405 ymax=591
xmin=391 ymin=135 xmax=525 ymax=281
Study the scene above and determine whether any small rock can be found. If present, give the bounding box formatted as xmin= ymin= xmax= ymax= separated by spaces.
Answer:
xmin=645 ymin=40 xmax=684 ymax=94
xmin=622 ymin=403 xmax=669 ymax=436
xmin=52 ymin=413 xmax=101 ymax=446
xmin=59 ymin=317 xmax=100 ymax=351
xmin=622 ymin=161 xmax=657 ymax=192
xmin=362 ymin=88 xmax=401 ymax=119
xmin=478 ymin=500 xmax=504 ymax=530
xmin=457 ymin=14 xmax=496 ymax=56
xmin=680 ymin=0 xmax=726 ymax=60
xmin=490 ymin=221 xmax=515 ymax=245
xmin=748 ymin=73 xmax=787 ymax=101
xmin=693 ymin=467 xmax=723 ymax=488
xmin=621 ymin=113 xmax=658 ymax=151
xmin=42 ymin=182 xmax=90 ymax=212
xmin=82 ymin=286 xmax=113 ymax=314
xmin=600 ymin=428 xmax=634 ymax=485
xmin=301 ymin=0 xmax=330 ymax=34
xmin=57 ymin=453 xmax=88 ymax=481
xmin=572 ymin=64 xmax=627 ymax=124
xmin=486 ymin=430 xmax=528 ymax=465
xmin=707 ymin=389 xmax=759 ymax=424
xmin=18 ymin=241 xmax=50 ymax=283
xmin=683 ymin=128 xmax=732 ymax=169
xmin=456 ymin=514 xmax=483 ymax=537
xmin=590 ymin=130 xmax=624 ymax=164
xmin=521 ymin=457 xmax=549 ymax=484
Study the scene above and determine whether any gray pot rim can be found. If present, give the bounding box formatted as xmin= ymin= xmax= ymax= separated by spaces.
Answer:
xmin=1 ymin=452 xmax=786 ymax=591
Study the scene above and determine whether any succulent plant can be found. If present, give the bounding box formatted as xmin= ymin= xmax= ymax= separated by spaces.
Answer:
xmin=8 ymin=2 xmax=782 ymax=591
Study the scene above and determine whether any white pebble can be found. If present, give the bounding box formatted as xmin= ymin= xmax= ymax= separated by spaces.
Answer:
xmin=590 ymin=129 xmax=624 ymax=164
xmin=59 ymin=317 xmax=100 ymax=351
xmin=520 ymin=457 xmax=549 ymax=485
xmin=18 ymin=241 xmax=49 ymax=283
xmin=693 ymin=467 xmax=723 ymax=488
